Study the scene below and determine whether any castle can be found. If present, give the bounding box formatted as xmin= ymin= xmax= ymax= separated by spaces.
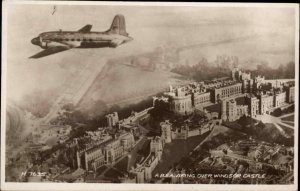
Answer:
xmin=153 ymin=67 xmax=295 ymax=122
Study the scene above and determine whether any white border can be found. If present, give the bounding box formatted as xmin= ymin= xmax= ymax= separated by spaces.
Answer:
xmin=1 ymin=1 xmax=299 ymax=191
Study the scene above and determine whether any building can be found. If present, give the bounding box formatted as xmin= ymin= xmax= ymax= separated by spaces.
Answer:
xmin=144 ymin=153 xmax=159 ymax=180
xmin=150 ymin=136 xmax=164 ymax=160
xmin=84 ymin=146 xmax=105 ymax=171
xmin=120 ymin=133 xmax=135 ymax=151
xmin=130 ymin=153 xmax=160 ymax=183
xmin=211 ymin=82 xmax=242 ymax=103
xmin=130 ymin=137 xmax=164 ymax=183
xmin=104 ymin=139 xmax=124 ymax=165
xmin=172 ymin=125 xmax=189 ymax=140
xmin=242 ymin=79 xmax=254 ymax=93
xmin=254 ymin=75 xmax=265 ymax=90
xmin=168 ymin=87 xmax=193 ymax=115
xmin=246 ymin=95 xmax=260 ymax=118
xmin=274 ymin=91 xmax=286 ymax=108
xmin=236 ymin=104 xmax=249 ymax=120
xmin=232 ymin=67 xmax=251 ymax=81
xmin=225 ymin=99 xmax=237 ymax=121
xmin=193 ymin=91 xmax=211 ymax=108
xmin=133 ymin=167 xmax=145 ymax=183
xmin=231 ymin=68 xmax=255 ymax=93
xmin=232 ymin=67 xmax=241 ymax=81
xmin=104 ymin=133 xmax=135 ymax=165
xmin=284 ymin=85 xmax=295 ymax=103
xmin=258 ymin=93 xmax=274 ymax=115
xmin=105 ymin=112 xmax=119 ymax=127
xmin=241 ymin=72 xmax=251 ymax=81
xmin=221 ymin=99 xmax=248 ymax=122
xmin=76 ymin=132 xmax=135 ymax=169
xmin=160 ymin=120 xmax=172 ymax=143
xmin=119 ymin=108 xmax=153 ymax=126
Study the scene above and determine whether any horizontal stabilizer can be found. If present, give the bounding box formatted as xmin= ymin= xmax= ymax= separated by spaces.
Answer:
xmin=110 ymin=39 xmax=123 ymax=48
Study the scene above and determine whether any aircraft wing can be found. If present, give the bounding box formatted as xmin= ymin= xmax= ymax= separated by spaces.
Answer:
xmin=78 ymin=24 xmax=92 ymax=33
xmin=29 ymin=46 xmax=71 ymax=59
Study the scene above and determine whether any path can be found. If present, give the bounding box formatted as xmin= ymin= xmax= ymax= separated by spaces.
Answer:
xmin=279 ymin=113 xmax=294 ymax=119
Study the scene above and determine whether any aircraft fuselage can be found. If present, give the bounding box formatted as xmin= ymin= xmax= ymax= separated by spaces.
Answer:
xmin=32 ymin=31 xmax=132 ymax=49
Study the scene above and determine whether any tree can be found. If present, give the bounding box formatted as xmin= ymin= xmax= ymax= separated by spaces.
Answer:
xmin=62 ymin=103 xmax=75 ymax=111
xmin=272 ymin=108 xmax=282 ymax=117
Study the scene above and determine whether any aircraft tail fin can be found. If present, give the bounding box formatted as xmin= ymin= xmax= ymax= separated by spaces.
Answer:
xmin=107 ymin=14 xmax=128 ymax=36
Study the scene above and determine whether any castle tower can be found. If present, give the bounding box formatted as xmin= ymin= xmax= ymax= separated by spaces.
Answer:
xmin=249 ymin=79 xmax=254 ymax=93
xmin=169 ymin=85 xmax=173 ymax=92
xmin=160 ymin=120 xmax=172 ymax=143
xmin=127 ymin=154 xmax=132 ymax=172
xmin=76 ymin=151 xmax=81 ymax=169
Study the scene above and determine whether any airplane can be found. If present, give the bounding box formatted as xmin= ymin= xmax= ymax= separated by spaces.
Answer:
xmin=30 ymin=14 xmax=133 ymax=58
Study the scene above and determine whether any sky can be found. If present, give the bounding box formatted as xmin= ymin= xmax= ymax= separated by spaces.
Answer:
xmin=4 ymin=2 xmax=297 ymax=103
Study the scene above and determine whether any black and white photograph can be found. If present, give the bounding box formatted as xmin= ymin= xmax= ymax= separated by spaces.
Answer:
xmin=1 ymin=1 xmax=298 ymax=191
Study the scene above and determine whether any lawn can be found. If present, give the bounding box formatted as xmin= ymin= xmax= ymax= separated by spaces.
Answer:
xmin=114 ymin=156 xmax=128 ymax=173
xmin=204 ymin=103 xmax=221 ymax=113
xmin=96 ymin=165 xmax=107 ymax=174
xmin=281 ymin=115 xmax=295 ymax=122
xmin=104 ymin=168 xmax=124 ymax=179
xmin=281 ymin=121 xmax=294 ymax=126
xmin=235 ymin=96 xmax=246 ymax=105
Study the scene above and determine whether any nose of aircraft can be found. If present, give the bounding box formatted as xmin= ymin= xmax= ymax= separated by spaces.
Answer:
xmin=31 ymin=37 xmax=40 ymax=45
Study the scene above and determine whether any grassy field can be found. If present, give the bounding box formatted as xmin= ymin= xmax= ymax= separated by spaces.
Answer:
xmin=281 ymin=115 xmax=295 ymax=122
xmin=281 ymin=121 xmax=294 ymax=126
xmin=114 ymin=156 xmax=128 ymax=173
xmin=235 ymin=96 xmax=246 ymax=105
xmin=104 ymin=168 xmax=124 ymax=179
xmin=204 ymin=103 xmax=221 ymax=113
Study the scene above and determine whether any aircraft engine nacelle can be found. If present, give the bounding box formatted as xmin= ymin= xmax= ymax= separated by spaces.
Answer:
xmin=40 ymin=41 xmax=47 ymax=49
